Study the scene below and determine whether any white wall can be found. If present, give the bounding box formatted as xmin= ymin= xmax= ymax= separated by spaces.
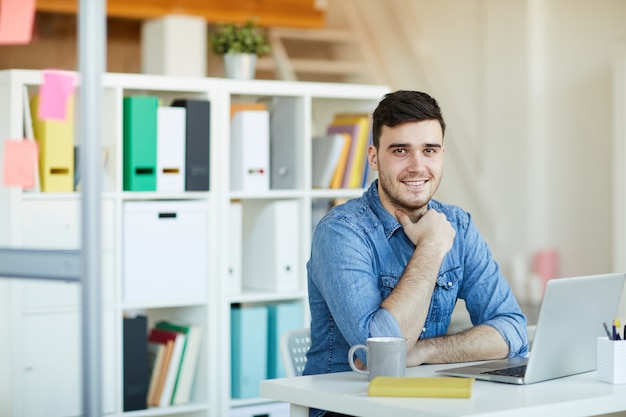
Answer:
xmin=344 ymin=0 xmax=626 ymax=287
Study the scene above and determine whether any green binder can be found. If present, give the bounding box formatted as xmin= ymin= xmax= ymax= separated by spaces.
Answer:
xmin=123 ymin=96 xmax=158 ymax=191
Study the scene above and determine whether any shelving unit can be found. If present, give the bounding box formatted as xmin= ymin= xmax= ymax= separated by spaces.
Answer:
xmin=0 ymin=69 xmax=389 ymax=417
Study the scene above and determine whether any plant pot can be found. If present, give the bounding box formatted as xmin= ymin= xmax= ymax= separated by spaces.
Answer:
xmin=223 ymin=53 xmax=257 ymax=80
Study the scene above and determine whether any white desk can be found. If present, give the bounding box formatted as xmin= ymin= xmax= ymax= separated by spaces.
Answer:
xmin=260 ymin=364 xmax=626 ymax=417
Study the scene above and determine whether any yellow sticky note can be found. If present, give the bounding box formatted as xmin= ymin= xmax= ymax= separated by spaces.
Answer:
xmin=3 ymin=139 xmax=38 ymax=188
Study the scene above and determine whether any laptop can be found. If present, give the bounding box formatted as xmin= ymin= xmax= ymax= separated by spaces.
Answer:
xmin=436 ymin=272 xmax=625 ymax=384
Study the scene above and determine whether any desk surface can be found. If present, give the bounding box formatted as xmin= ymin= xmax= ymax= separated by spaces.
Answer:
xmin=260 ymin=364 xmax=626 ymax=417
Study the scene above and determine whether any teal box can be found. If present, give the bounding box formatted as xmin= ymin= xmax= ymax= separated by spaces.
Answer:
xmin=267 ymin=302 xmax=304 ymax=379
xmin=123 ymin=96 xmax=158 ymax=191
xmin=231 ymin=305 xmax=268 ymax=398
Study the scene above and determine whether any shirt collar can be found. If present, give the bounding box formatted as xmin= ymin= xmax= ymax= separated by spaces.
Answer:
xmin=365 ymin=180 xmax=434 ymax=240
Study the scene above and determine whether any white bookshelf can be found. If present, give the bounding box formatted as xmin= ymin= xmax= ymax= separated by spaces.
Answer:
xmin=0 ymin=69 xmax=389 ymax=417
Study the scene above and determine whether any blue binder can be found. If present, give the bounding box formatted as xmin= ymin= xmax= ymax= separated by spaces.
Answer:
xmin=231 ymin=305 xmax=268 ymax=398
xmin=267 ymin=302 xmax=304 ymax=379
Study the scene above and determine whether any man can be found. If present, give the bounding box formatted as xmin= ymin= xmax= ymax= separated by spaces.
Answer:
xmin=304 ymin=91 xmax=528 ymax=414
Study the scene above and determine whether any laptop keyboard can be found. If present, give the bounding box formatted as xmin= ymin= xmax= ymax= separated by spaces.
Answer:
xmin=481 ymin=364 xmax=527 ymax=377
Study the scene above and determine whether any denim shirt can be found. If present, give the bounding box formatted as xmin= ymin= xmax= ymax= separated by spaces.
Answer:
xmin=304 ymin=181 xmax=528 ymax=382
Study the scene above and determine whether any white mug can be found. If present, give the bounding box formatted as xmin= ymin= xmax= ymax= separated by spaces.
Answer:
xmin=348 ymin=336 xmax=407 ymax=380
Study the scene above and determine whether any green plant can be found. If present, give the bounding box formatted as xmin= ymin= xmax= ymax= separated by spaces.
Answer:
xmin=210 ymin=20 xmax=271 ymax=56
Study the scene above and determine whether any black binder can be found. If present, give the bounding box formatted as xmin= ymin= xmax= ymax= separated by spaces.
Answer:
xmin=123 ymin=315 xmax=149 ymax=411
xmin=171 ymin=99 xmax=210 ymax=191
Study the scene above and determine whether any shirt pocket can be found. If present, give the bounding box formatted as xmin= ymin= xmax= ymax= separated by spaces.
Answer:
xmin=380 ymin=274 xmax=401 ymax=300
xmin=428 ymin=267 xmax=461 ymax=322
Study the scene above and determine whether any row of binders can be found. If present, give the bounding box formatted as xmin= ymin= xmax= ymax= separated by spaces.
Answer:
xmin=312 ymin=112 xmax=376 ymax=189
xmin=123 ymin=315 xmax=203 ymax=411
xmin=123 ymin=96 xmax=210 ymax=192
xmin=231 ymin=302 xmax=303 ymax=399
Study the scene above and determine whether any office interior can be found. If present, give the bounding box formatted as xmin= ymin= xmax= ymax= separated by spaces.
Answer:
xmin=2 ymin=0 xmax=626 ymax=416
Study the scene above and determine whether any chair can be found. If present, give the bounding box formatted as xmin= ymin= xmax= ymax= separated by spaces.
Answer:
xmin=280 ymin=327 xmax=311 ymax=377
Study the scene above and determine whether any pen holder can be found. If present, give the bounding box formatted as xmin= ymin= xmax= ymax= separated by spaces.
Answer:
xmin=597 ymin=337 xmax=626 ymax=384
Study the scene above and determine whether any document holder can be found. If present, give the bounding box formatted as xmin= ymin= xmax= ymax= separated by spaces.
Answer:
xmin=156 ymin=106 xmax=186 ymax=192
xmin=231 ymin=305 xmax=268 ymax=398
xmin=171 ymin=99 xmax=210 ymax=191
xmin=30 ymin=94 xmax=75 ymax=192
xmin=123 ymin=96 xmax=158 ymax=191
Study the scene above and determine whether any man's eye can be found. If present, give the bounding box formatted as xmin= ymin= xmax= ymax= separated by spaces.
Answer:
xmin=393 ymin=148 xmax=406 ymax=154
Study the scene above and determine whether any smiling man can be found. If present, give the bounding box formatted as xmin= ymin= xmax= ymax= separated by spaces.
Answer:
xmin=304 ymin=90 xmax=528 ymax=416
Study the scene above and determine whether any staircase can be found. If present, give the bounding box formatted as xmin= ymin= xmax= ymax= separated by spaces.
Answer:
xmin=256 ymin=1 xmax=387 ymax=85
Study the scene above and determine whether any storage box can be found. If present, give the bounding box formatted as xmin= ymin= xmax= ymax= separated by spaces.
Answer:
xmin=597 ymin=336 xmax=626 ymax=384
xmin=123 ymin=200 xmax=208 ymax=303
xmin=230 ymin=401 xmax=290 ymax=417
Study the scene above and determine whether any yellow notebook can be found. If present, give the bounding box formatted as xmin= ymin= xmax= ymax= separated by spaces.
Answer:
xmin=368 ymin=377 xmax=474 ymax=398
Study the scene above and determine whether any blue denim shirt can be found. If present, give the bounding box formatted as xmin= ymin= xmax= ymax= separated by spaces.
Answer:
xmin=304 ymin=181 xmax=528 ymax=382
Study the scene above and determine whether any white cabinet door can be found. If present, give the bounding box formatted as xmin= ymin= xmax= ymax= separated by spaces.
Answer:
xmin=22 ymin=311 xmax=116 ymax=417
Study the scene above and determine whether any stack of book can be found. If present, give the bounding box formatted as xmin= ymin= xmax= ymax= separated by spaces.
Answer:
xmin=312 ymin=113 xmax=374 ymax=189
xmin=145 ymin=321 xmax=203 ymax=407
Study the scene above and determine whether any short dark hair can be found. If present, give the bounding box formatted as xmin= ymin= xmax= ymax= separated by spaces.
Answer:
xmin=371 ymin=90 xmax=446 ymax=148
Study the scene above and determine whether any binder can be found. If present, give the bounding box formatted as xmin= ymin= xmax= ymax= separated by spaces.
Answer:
xmin=242 ymin=200 xmax=300 ymax=292
xmin=30 ymin=94 xmax=74 ymax=192
xmin=230 ymin=110 xmax=269 ymax=191
xmin=231 ymin=305 xmax=268 ymax=398
xmin=270 ymin=97 xmax=301 ymax=189
xmin=267 ymin=302 xmax=304 ymax=378
xmin=171 ymin=99 xmax=210 ymax=191
xmin=123 ymin=96 xmax=158 ymax=191
xmin=157 ymin=106 xmax=186 ymax=192
xmin=311 ymin=133 xmax=347 ymax=189
xmin=123 ymin=315 xmax=148 ymax=411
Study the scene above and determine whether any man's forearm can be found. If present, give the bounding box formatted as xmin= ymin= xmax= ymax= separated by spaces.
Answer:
xmin=406 ymin=324 xmax=509 ymax=366
xmin=380 ymin=243 xmax=445 ymax=347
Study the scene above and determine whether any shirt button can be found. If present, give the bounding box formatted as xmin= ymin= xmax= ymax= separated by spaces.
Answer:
xmin=422 ymin=327 xmax=426 ymax=333
xmin=447 ymin=281 xmax=453 ymax=287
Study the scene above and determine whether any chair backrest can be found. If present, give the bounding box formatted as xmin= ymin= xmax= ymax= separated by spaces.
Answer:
xmin=279 ymin=327 xmax=311 ymax=377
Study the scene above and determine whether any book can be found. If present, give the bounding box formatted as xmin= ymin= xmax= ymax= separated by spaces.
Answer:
xmin=327 ymin=114 xmax=370 ymax=188
xmin=329 ymin=133 xmax=351 ymax=189
xmin=155 ymin=321 xmax=203 ymax=404
xmin=146 ymin=341 xmax=165 ymax=406
xmin=148 ymin=327 xmax=186 ymax=406
xmin=149 ymin=339 xmax=174 ymax=406
xmin=368 ymin=377 xmax=474 ymax=398
xmin=311 ymin=133 xmax=347 ymax=189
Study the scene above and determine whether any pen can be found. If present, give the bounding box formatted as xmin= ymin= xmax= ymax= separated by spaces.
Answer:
xmin=613 ymin=320 xmax=618 ymax=341
xmin=604 ymin=322 xmax=613 ymax=340
xmin=617 ymin=319 xmax=622 ymax=341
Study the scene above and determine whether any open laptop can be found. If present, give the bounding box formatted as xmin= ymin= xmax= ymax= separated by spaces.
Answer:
xmin=436 ymin=272 xmax=625 ymax=384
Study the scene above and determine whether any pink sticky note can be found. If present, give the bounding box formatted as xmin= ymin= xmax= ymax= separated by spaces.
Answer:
xmin=38 ymin=70 xmax=76 ymax=121
xmin=0 ymin=0 xmax=35 ymax=45
xmin=3 ymin=139 xmax=38 ymax=188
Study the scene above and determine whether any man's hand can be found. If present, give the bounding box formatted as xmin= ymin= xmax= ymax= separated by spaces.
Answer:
xmin=396 ymin=209 xmax=455 ymax=255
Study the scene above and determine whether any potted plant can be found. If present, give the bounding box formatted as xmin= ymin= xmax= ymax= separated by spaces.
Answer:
xmin=210 ymin=20 xmax=271 ymax=79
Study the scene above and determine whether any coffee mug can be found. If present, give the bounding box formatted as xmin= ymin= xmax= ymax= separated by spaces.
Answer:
xmin=348 ymin=336 xmax=407 ymax=380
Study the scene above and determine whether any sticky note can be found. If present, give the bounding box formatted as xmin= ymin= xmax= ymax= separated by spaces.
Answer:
xmin=0 ymin=0 xmax=35 ymax=45
xmin=3 ymin=139 xmax=38 ymax=188
xmin=38 ymin=70 xmax=76 ymax=121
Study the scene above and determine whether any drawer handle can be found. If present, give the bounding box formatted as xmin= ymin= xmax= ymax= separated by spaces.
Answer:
xmin=158 ymin=212 xmax=177 ymax=219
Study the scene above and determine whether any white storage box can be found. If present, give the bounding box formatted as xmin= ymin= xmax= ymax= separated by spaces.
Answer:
xmin=123 ymin=200 xmax=208 ymax=303
xmin=229 ymin=401 xmax=290 ymax=417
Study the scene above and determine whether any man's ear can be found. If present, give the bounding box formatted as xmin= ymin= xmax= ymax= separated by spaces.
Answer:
xmin=367 ymin=145 xmax=378 ymax=171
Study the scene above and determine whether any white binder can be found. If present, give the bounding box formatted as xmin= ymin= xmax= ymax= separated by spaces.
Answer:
xmin=230 ymin=110 xmax=269 ymax=192
xmin=157 ymin=106 xmax=186 ymax=192
xmin=242 ymin=200 xmax=300 ymax=292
